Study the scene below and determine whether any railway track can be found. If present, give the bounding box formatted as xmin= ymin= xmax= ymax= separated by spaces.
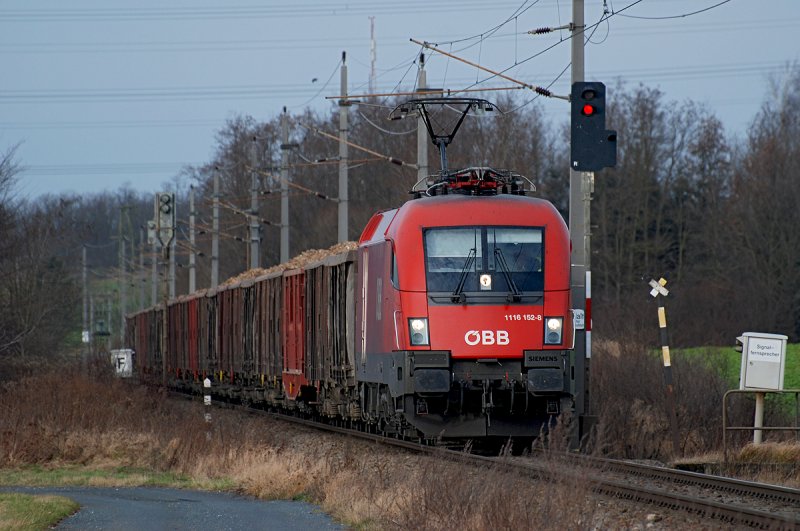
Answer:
xmin=195 ymin=393 xmax=800 ymax=529
xmin=567 ymin=454 xmax=800 ymax=526
xmin=553 ymin=454 xmax=800 ymax=529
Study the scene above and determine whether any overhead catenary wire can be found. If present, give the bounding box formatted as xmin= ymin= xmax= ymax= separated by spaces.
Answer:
xmin=358 ymin=111 xmax=417 ymax=135
xmin=327 ymin=85 xmax=524 ymax=101
xmin=615 ymin=0 xmax=732 ymax=20
xmin=501 ymin=3 xmax=610 ymax=114
xmin=410 ymin=38 xmax=568 ymax=101
xmin=289 ymin=56 xmax=343 ymax=110
xmin=0 ymin=2 xmax=530 ymax=22
xmin=250 ymin=169 xmax=339 ymax=202
xmin=290 ymin=156 xmax=382 ymax=167
xmin=431 ymin=0 xmax=649 ymax=105
xmin=298 ymin=122 xmax=418 ymax=170
xmin=423 ymin=0 xmax=541 ymax=51
xmin=218 ymin=200 xmax=281 ymax=227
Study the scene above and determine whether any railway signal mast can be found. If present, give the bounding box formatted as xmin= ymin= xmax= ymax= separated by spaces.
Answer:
xmin=155 ymin=192 xmax=176 ymax=384
xmin=569 ymin=0 xmax=618 ymax=447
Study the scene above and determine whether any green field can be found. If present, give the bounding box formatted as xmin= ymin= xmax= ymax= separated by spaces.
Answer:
xmin=679 ymin=343 xmax=800 ymax=417
xmin=680 ymin=343 xmax=800 ymax=390
xmin=0 ymin=493 xmax=78 ymax=531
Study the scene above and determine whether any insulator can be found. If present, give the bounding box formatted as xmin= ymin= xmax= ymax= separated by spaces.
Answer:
xmin=534 ymin=86 xmax=553 ymax=98
xmin=533 ymin=27 xmax=551 ymax=34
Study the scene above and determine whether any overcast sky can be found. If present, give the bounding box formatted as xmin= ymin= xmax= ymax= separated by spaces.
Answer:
xmin=2 ymin=0 xmax=798 ymax=199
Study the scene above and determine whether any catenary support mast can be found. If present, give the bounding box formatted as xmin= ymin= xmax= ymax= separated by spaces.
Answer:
xmin=281 ymin=108 xmax=290 ymax=262
xmin=570 ymin=0 xmax=594 ymax=444
xmin=338 ymin=51 xmax=349 ymax=242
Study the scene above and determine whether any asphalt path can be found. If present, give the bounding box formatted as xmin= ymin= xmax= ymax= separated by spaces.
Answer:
xmin=2 ymin=486 xmax=345 ymax=530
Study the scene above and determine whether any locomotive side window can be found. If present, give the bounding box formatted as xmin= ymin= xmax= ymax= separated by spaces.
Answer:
xmin=424 ymin=226 xmax=544 ymax=297
xmin=391 ymin=248 xmax=399 ymax=289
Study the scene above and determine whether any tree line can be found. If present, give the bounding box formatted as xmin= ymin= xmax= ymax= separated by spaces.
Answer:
xmin=2 ymin=66 xmax=799 ymax=363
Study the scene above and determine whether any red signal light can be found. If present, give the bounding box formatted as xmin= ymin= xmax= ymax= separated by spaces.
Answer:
xmin=582 ymin=104 xmax=596 ymax=116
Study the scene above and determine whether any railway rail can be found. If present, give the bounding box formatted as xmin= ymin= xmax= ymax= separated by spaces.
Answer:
xmin=560 ymin=454 xmax=800 ymax=529
xmin=198 ymin=393 xmax=799 ymax=529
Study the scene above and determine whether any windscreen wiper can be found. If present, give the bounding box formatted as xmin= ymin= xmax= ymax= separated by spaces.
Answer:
xmin=451 ymin=248 xmax=476 ymax=303
xmin=494 ymin=247 xmax=522 ymax=302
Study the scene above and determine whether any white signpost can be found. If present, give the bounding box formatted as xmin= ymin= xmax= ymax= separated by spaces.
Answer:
xmin=110 ymin=349 xmax=133 ymax=378
xmin=736 ymin=332 xmax=788 ymax=443
xmin=204 ymin=378 xmax=212 ymax=440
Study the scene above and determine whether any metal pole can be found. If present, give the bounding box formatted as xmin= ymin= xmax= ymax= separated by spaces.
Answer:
xmin=569 ymin=0 xmax=593 ymax=446
xmin=151 ymin=233 xmax=158 ymax=307
xmin=369 ymin=17 xmax=376 ymax=94
xmin=162 ymin=245 xmax=169 ymax=385
xmin=139 ymin=228 xmax=145 ymax=310
xmin=754 ymin=392 xmax=765 ymax=444
xmin=417 ymin=53 xmax=428 ymax=182
xmin=106 ymin=296 xmax=112 ymax=353
xmin=82 ymin=245 xmax=88 ymax=369
xmin=89 ymin=295 xmax=94 ymax=357
xmin=338 ymin=51 xmax=349 ymax=243
xmin=189 ymin=185 xmax=196 ymax=292
xmin=169 ymin=235 xmax=176 ymax=298
xmin=120 ymin=237 xmax=126 ymax=346
xmin=249 ymin=137 xmax=260 ymax=269
xmin=211 ymin=169 xmax=220 ymax=288
xmin=280 ymin=108 xmax=290 ymax=262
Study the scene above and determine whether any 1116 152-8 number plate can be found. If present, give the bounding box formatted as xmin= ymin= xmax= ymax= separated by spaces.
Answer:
xmin=504 ymin=314 xmax=542 ymax=321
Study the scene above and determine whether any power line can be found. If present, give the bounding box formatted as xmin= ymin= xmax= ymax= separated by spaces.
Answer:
xmin=21 ymin=162 xmax=194 ymax=177
xmin=299 ymin=122 xmax=418 ymax=170
xmin=0 ymin=119 xmax=223 ymax=130
xmin=357 ymin=111 xmax=417 ymax=135
xmin=5 ymin=16 xmax=794 ymax=54
xmin=289 ymin=56 xmax=343 ymax=110
xmin=615 ymin=0 xmax=733 ymax=20
xmin=0 ymin=2 xmax=529 ymax=22
xmin=427 ymin=0 xmax=541 ymax=48
xmin=0 ymin=83 xmax=338 ymax=104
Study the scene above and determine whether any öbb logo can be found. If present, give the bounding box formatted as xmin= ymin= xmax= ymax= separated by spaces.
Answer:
xmin=464 ymin=330 xmax=510 ymax=346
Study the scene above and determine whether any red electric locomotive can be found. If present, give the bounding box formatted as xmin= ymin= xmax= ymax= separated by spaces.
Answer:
xmin=126 ymin=98 xmax=575 ymax=446
xmin=356 ymin=166 xmax=573 ymax=440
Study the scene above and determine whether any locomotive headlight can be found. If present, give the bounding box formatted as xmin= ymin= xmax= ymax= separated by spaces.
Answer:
xmin=408 ymin=318 xmax=430 ymax=346
xmin=544 ymin=317 xmax=563 ymax=345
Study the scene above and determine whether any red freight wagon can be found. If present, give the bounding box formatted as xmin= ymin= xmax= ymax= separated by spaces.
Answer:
xmin=186 ymin=295 xmax=200 ymax=379
xmin=199 ymin=290 xmax=217 ymax=378
xmin=283 ymin=269 xmax=306 ymax=400
xmin=240 ymin=280 xmax=256 ymax=377
xmin=253 ymin=272 xmax=283 ymax=384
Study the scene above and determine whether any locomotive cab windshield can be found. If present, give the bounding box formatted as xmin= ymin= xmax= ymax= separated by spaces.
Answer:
xmin=424 ymin=226 xmax=544 ymax=303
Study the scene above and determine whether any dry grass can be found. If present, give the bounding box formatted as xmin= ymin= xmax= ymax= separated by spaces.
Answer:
xmin=589 ymin=337 xmax=765 ymax=461
xmin=727 ymin=442 xmax=800 ymax=488
xmin=0 ymin=367 xmax=661 ymax=529
xmin=738 ymin=441 xmax=800 ymax=464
